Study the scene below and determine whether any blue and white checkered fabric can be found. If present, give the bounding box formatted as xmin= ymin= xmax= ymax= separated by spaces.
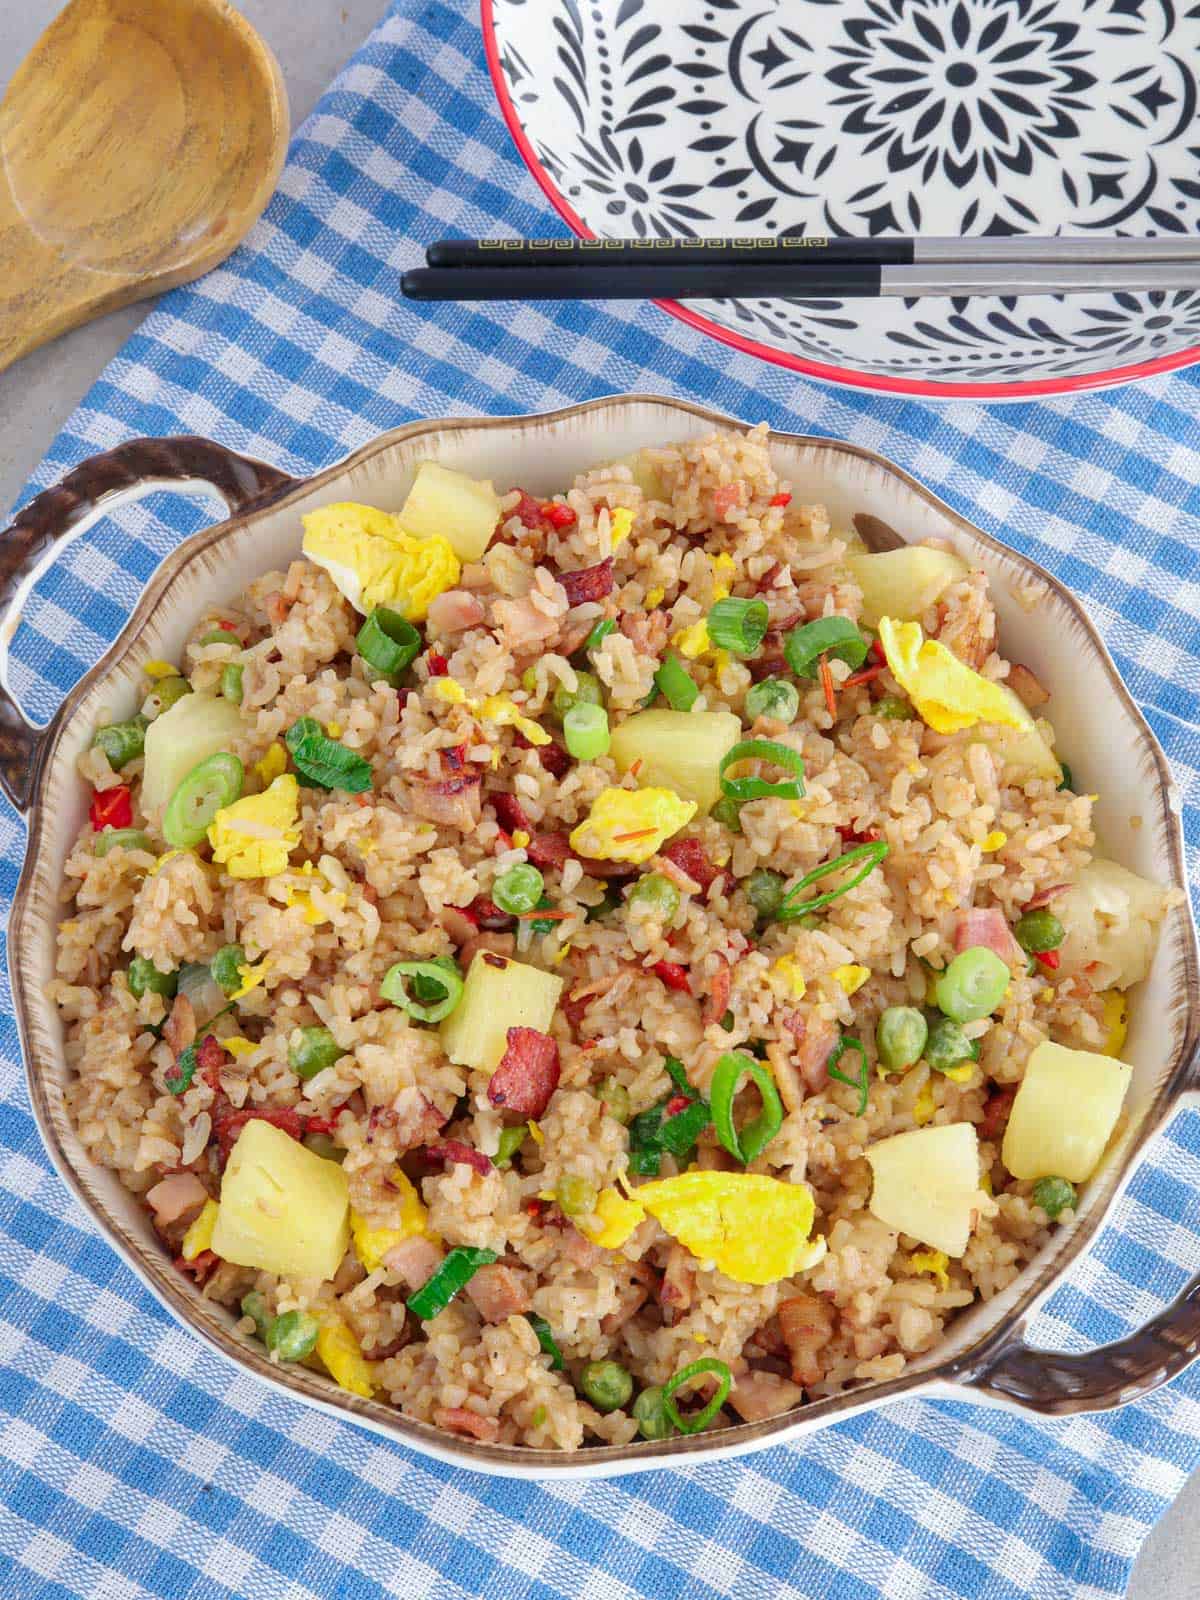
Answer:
xmin=2 ymin=4 xmax=1199 ymax=1596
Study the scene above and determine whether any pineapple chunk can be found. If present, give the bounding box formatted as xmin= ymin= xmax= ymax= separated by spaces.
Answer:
xmin=211 ymin=1119 xmax=350 ymax=1281
xmin=1002 ymin=1040 xmax=1132 ymax=1184
xmin=969 ymin=684 xmax=1061 ymax=783
xmin=866 ymin=1122 xmax=987 ymax=1258
xmin=1056 ymin=858 xmax=1171 ymax=991
xmin=398 ymin=461 xmax=502 ymax=562
xmin=609 ymin=708 xmax=741 ymax=815
xmin=847 ymin=546 xmax=968 ymax=627
xmin=439 ymin=953 xmax=563 ymax=1072
xmin=141 ymin=692 xmax=243 ymax=818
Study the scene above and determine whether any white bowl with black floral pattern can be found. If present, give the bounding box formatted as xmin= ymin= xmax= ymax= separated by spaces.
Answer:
xmin=483 ymin=0 xmax=1200 ymax=398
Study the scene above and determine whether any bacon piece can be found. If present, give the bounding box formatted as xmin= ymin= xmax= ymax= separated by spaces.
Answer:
xmin=702 ymin=959 xmax=732 ymax=1028
xmin=467 ymin=895 xmax=516 ymax=932
xmin=426 ymin=1140 xmax=494 ymax=1176
xmin=955 ymin=907 xmax=1021 ymax=965
xmin=511 ymin=727 xmax=572 ymax=778
xmin=427 ymin=589 xmax=485 ymax=635
xmin=755 ymin=561 xmax=784 ymax=592
xmin=620 ymin=609 xmax=670 ymax=656
xmin=574 ymin=853 xmax=637 ymax=881
xmin=979 ymin=1085 xmax=1017 ymax=1142
xmin=653 ymin=960 xmax=691 ymax=994
xmin=175 ymin=1249 xmax=219 ymax=1285
xmin=491 ymin=792 xmax=532 ymax=835
xmin=383 ymin=1234 xmax=444 ymax=1289
xmin=660 ymin=837 xmax=719 ymax=893
xmin=525 ymin=831 xmax=570 ymax=870
xmin=1007 ymin=663 xmax=1050 ymax=709
xmin=748 ymin=653 xmax=789 ymax=682
xmin=195 ymin=1033 xmax=228 ymax=1080
xmin=361 ymin=1323 xmax=413 ymax=1361
xmin=214 ymin=1105 xmax=304 ymax=1166
xmin=145 ymin=1172 xmax=209 ymax=1227
xmin=728 ymin=1370 xmax=804 ymax=1423
xmin=409 ymin=773 xmax=482 ymax=831
xmin=1024 ymin=882 xmax=1070 ymax=911
xmin=713 ymin=482 xmax=744 ymax=520
xmin=439 ymin=906 xmax=479 ymax=947
xmin=163 ymin=994 xmax=196 ymax=1059
xmin=660 ymin=1243 xmax=696 ymax=1323
xmin=433 ymin=1407 xmax=501 ymax=1442
xmin=493 ymin=594 xmax=561 ymax=655
xmin=487 ymin=1028 xmax=560 ymax=1118
xmin=557 ymin=557 xmax=614 ymax=606
xmin=778 ymin=1293 xmax=835 ymax=1388
xmin=782 ymin=1011 xmax=839 ymax=1096
xmin=465 ymin=1262 xmax=532 ymax=1323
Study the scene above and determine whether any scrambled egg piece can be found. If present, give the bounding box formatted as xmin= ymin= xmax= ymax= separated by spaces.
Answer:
xmin=209 ymin=775 xmax=301 ymax=879
xmin=633 ymin=1172 xmax=823 ymax=1285
xmin=350 ymin=1170 xmax=432 ymax=1271
xmin=610 ymin=506 xmax=634 ymax=550
xmin=711 ymin=552 xmax=736 ymax=601
xmin=980 ymin=830 xmax=1007 ymax=852
xmin=644 ymin=587 xmax=665 ymax=610
xmin=302 ymin=502 xmax=460 ymax=619
xmin=912 ymin=1080 xmax=936 ymax=1125
xmin=672 ymin=620 xmax=711 ymax=660
xmin=221 ymin=1036 xmax=259 ymax=1060
xmin=181 ymin=1199 xmax=219 ymax=1261
xmin=254 ymin=742 xmax=287 ymax=786
xmin=283 ymin=860 xmax=347 ymax=926
xmin=771 ymin=955 xmax=807 ymax=1000
xmin=831 ymin=964 xmax=869 ymax=996
xmin=569 ymin=786 xmax=696 ymax=865
xmin=578 ymin=1188 xmax=646 ymax=1251
xmin=230 ymin=958 xmax=271 ymax=1000
xmin=142 ymin=659 xmax=179 ymax=680
xmin=477 ymin=695 xmax=550 ymax=747
xmin=941 ymin=1062 xmax=974 ymax=1084
xmin=878 ymin=618 xmax=1027 ymax=736
xmin=908 ymin=1249 xmax=949 ymax=1290
xmin=1100 ymin=989 xmax=1128 ymax=1057
xmin=316 ymin=1316 xmax=374 ymax=1398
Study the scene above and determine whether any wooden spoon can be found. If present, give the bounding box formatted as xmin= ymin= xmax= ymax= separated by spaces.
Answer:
xmin=0 ymin=0 xmax=288 ymax=373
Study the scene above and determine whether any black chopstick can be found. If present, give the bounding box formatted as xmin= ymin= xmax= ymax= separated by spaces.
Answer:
xmin=401 ymin=260 xmax=1200 ymax=304
xmin=427 ymin=235 xmax=1200 ymax=269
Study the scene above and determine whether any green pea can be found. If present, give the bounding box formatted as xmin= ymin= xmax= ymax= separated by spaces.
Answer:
xmin=93 ymin=716 xmax=149 ymax=770
xmin=873 ymin=697 xmax=912 ymax=721
xmin=162 ymin=752 xmax=244 ymax=849
xmin=288 ymin=1025 xmax=342 ymax=1080
xmin=240 ymin=1290 xmax=271 ymax=1340
xmin=1032 ymin=1176 xmax=1077 ymax=1220
xmin=127 ymin=956 xmax=177 ymax=999
xmin=493 ymin=863 xmax=545 ymax=915
xmin=142 ymin=676 xmax=192 ymax=720
xmin=220 ymin=662 xmax=244 ymax=705
xmin=94 ymin=827 xmax=152 ymax=858
xmin=744 ymin=677 xmax=800 ymax=724
xmin=210 ymin=943 xmax=246 ymax=996
xmin=935 ymin=947 xmax=1010 ymax=1023
xmin=597 ymin=1079 xmax=632 ymax=1124
xmin=875 ymin=1006 xmax=928 ymax=1074
xmin=628 ymin=872 xmax=681 ymax=922
xmin=579 ymin=1359 xmax=633 ymax=1413
xmin=744 ymin=867 xmax=784 ymax=920
xmin=924 ymin=1015 xmax=976 ymax=1074
xmin=555 ymin=1173 xmax=598 ymax=1217
xmin=632 ymin=1385 xmax=674 ymax=1440
xmin=266 ymin=1309 xmax=321 ymax=1361
xmin=552 ymin=670 xmax=604 ymax=722
xmin=710 ymin=795 xmax=743 ymax=833
xmin=198 ymin=628 xmax=240 ymax=649
xmin=1014 ymin=909 xmax=1064 ymax=954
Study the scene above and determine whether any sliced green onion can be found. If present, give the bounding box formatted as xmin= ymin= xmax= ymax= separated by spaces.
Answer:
xmin=655 ymin=650 xmax=698 ymax=712
xmin=555 ymin=1173 xmax=598 ymax=1216
xmin=582 ymin=617 xmax=616 ymax=653
xmin=380 ymin=958 xmax=464 ymax=1023
xmin=163 ymin=752 xmax=244 ymax=848
xmin=784 ymin=617 xmax=869 ymax=678
xmin=710 ymin=796 xmax=743 ymax=833
xmin=165 ymin=1041 xmax=197 ymax=1096
xmin=662 ymin=1358 xmax=732 ymax=1434
xmin=493 ymin=863 xmax=545 ymax=914
xmin=707 ymin=597 xmax=769 ymax=656
xmin=495 ymin=1123 xmax=528 ymax=1167
xmin=284 ymin=717 xmax=323 ymax=752
xmin=719 ymin=738 xmax=806 ymax=802
xmin=356 ymin=607 xmax=422 ymax=680
xmin=408 ymin=955 xmax=462 ymax=1005
xmin=826 ymin=1035 xmax=869 ymax=1115
xmin=775 ymin=840 xmax=889 ymax=923
xmin=284 ymin=723 xmax=372 ymax=793
xmin=563 ymin=702 xmax=611 ymax=760
xmin=744 ymin=677 xmax=799 ymax=723
xmin=1057 ymin=763 xmax=1073 ymax=792
xmin=664 ymin=1056 xmax=692 ymax=1094
xmin=198 ymin=628 xmax=239 ymax=649
xmin=552 ymin=670 xmax=604 ymax=722
xmin=142 ymin=676 xmax=192 ymax=720
xmin=658 ymin=1096 xmax=712 ymax=1158
xmin=288 ymin=1025 xmax=342 ymax=1080
xmin=528 ymin=1313 xmax=564 ymax=1370
xmin=94 ymin=827 xmax=151 ymax=858
xmin=407 ymin=1246 xmax=497 ymax=1321
xmin=220 ymin=662 xmax=244 ymax=704
xmin=935 ymin=947 xmax=1010 ymax=1023
xmin=710 ymin=1052 xmax=784 ymax=1164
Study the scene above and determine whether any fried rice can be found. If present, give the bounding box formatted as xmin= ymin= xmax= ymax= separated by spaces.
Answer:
xmin=49 ymin=424 xmax=1172 ymax=1452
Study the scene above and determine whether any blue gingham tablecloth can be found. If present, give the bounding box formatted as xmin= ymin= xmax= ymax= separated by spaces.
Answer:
xmin=3 ymin=4 xmax=1200 ymax=1597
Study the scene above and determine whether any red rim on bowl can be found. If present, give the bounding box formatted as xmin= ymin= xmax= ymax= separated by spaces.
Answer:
xmin=480 ymin=0 xmax=1200 ymax=401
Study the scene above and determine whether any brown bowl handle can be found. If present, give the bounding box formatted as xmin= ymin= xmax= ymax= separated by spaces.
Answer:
xmin=0 ymin=436 xmax=299 ymax=812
